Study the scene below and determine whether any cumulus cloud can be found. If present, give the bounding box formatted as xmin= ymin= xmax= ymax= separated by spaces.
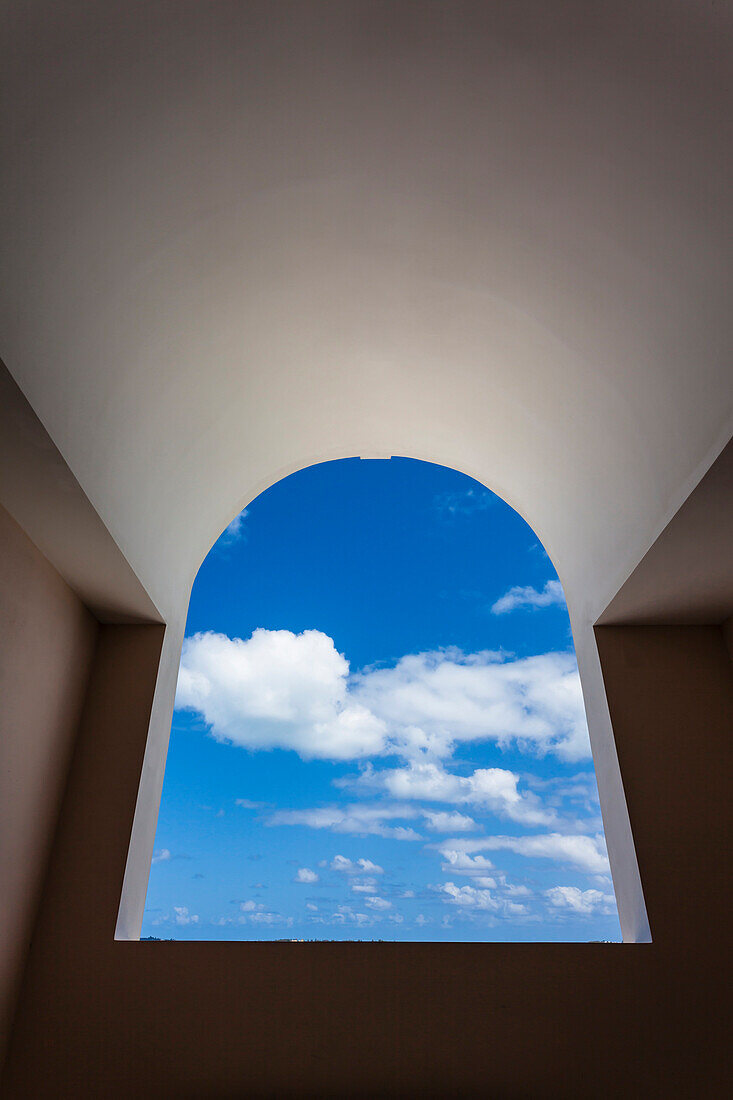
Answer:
xmin=328 ymin=855 xmax=384 ymax=875
xmin=355 ymin=761 xmax=556 ymax=827
xmin=491 ymin=580 xmax=565 ymax=615
xmin=294 ymin=867 xmax=318 ymax=883
xmin=267 ymin=804 xmax=422 ymax=840
xmin=439 ymin=833 xmax=610 ymax=875
xmin=350 ymin=648 xmax=590 ymax=761
xmin=437 ymin=882 xmax=528 ymax=917
xmin=152 ymin=848 xmax=171 ymax=864
xmin=176 ymin=630 xmax=591 ymax=763
xmin=176 ymin=629 xmax=387 ymax=760
xmin=173 ymin=906 xmax=199 ymax=926
xmin=545 ymin=886 xmax=616 ymax=915
xmin=239 ymin=899 xmax=292 ymax=926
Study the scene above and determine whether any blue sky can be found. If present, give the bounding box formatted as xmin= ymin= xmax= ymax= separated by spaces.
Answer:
xmin=143 ymin=458 xmax=620 ymax=942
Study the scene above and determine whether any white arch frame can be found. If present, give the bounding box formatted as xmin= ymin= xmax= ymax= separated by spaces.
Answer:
xmin=116 ymin=449 xmax=651 ymax=943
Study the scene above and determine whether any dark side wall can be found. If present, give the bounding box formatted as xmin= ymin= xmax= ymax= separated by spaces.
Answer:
xmin=1 ymin=621 xmax=731 ymax=1098
xmin=0 ymin=505 xmax=98 ymax=1066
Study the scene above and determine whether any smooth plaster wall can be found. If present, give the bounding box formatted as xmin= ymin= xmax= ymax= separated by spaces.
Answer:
xmin=3 ymin=624 xmax=730 ymax=1098
xmin=0 ymin=362 xmax=162 ymax=626
xmin=0 ymin=505 xmax=98 ymax=1065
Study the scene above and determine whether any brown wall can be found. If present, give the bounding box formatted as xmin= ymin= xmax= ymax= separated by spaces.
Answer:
xmin=723 ymin=615 xmax=733 ymax=662
xmin=0 ymin=505 xmax=98 ymax=1064
xmin=2 ymin=623 xmax=730 ymax=1098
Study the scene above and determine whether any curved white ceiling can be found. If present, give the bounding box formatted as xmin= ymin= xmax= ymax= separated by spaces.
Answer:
xmin=2 ymin=1 xmax=731 ymax=622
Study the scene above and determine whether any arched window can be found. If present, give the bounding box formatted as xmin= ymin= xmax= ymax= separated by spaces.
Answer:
xmin=143 ymin=458 xmax=619 ymax=942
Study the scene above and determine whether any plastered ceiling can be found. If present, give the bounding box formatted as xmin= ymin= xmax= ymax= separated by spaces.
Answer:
xmin=1 ymin=1 xmax=731 ymax=623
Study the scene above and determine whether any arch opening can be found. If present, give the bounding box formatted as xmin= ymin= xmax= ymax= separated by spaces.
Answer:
xmin=142 ymin=458 xmax=620 ymax=942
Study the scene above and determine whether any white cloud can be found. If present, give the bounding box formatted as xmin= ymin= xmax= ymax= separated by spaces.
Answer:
xmin=491 ymin=580 xmax=565 ymax=615
xmin=422 ymin=810 xmax=478 ymax=832
xmin=235 ymin=799 xmax=265 ymax=810
xmin=177 ymin=630 xmax=591 ymax=763
xmin=500 ymin=881 xmax=532 ymax=897
xmin=356 ymin=858 xmax=383 ymax=874
xmin=437 ymin=882 xmax=528 ymax=917
xmin=173 ymin=906 xmax=199 ymax=926
xmin=247 ymin=911 xmax=293 ymax=925
xmin=439 ymin=850 xmax=495 ymax=879
xmin=436 ymin=860 xmax=535 ymax=898
xmin=152 ymin=848 xmax=171 ymax=864
xmin=545 ymin=886 xmax=616 ymax=915
xmin=363 ymin=761 xmax=556 ymax=826
xmin=176 ymin=629 xmax=387 ymax=760
xmin=436 ymin=488 xmax=495 ymax=515
xmin=267 ymin=804 xmax=422 ymax=840
xmin=328 ymin=855 xmax=384 ymax=875
xmin=351 ymin=648 xmax=590 ymax=761
xmin=440 ymin=833 xmax=610 ymax=875
xmin=239 ymin=899 xmax=293 ymax=926
xmin=364 ymin=896 xmax=392 ymax=910
xmin=326 ymin=904 xmax=376 ymax=926
xmin=351 ymin=878 xmax=378 ymax=894
xmin=438 ymin=881 xmax=498 ymax=910
xmin=220 ymin=509 xmax=249 ymax=543
xmin=294 ymin=867 xmax=318 ymax=883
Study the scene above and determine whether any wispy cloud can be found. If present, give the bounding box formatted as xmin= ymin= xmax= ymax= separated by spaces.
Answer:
xmin=435 ymin=487 xmax=495 ymax=516
xmin=491 ymin=580 xmax=565 ymax=615
xmin=267 ymin=803 xmax=423 ymax=841
xmin=434 ymin=833 xmax=610 ymax=875
xmin=350 ymin=878 xmax=379 ymax=894
xmin=421 ymin=810 xmax=478 ymax=832
xmin=218 ymin=508 xmax=249 ymax=545
xmin=151 ymin=848 xmax=171 ymax=864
